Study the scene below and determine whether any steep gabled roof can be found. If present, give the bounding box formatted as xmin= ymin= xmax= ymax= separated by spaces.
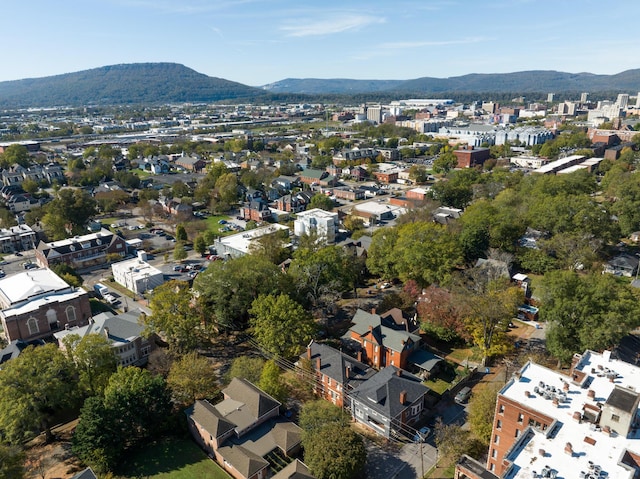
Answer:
xmin=186 ymin=399 xmax=236 ymax=439
xmin=217 ymin=444 xmax=269 ymax=479
xmin=304 ymin=341 xmax=375 ymax=389
xmin=223 ymin=377 xmax=281 ymax=420
xmin=348 ymin=309 xmax=421 ymax=353
xmin=349 ymin=366 xmax=429 ymax=419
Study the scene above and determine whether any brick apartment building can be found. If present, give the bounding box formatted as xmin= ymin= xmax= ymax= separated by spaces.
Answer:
xmin=454 ymin=146 xmax=491 ymax=168
xmin=458 ymin=350 xmax=640 ymax=479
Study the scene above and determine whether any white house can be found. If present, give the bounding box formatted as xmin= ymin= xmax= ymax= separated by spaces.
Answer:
xmin=293 ymin=208 xmax=339 ymax=244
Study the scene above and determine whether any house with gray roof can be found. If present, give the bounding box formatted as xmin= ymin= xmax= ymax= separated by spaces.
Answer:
xmin=186 ymin=378 xmax=304 ymax=479
xmin=344 ymin=308 xmax=422 ymax=370
xmin=54 ymin=311 xmax=155 ymax=367
xmin=272 ymin=459 xmax=316 ymax=479
xmin=302 ymin=340 xmax=376 ymax=408
xmin=349 ymin=366 xmax=430 ymax=439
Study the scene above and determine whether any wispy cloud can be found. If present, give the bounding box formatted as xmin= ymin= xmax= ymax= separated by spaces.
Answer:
xmin=379 ymin=37 xmax=486 ymax=50
xmin=280 ymin=14 xmax=385 ymax=37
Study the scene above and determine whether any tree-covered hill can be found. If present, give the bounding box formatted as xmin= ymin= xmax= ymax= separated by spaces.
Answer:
xmin=263 ymin=69 xmax=640 ymax=95
xmin=0 ymin=63 xmax=262 ymax=107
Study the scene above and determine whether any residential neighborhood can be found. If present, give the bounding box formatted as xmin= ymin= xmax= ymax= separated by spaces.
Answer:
xmin=2 ymin=76 xmax=640 ymax=479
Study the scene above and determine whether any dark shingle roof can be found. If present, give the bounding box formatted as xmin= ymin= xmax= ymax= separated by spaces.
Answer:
xmin=186 ymin=399 xmax=236 ymax=438
xmin=349 ymin=366 xmax=429 ymax=419
xmin=272 ymin=459 xmax=316 ymax=479
xmin=304 ymin=341 xmax=375 ymax=390
xmin=70 ymin=468 xmax=98 ymax=479
xmin=223 ymin=377 xmax=281 ymax=419
xmin=217 ymin=445 xmax=269 ymax=478
xmin=347 ymin=309 xmax=421 ymax=353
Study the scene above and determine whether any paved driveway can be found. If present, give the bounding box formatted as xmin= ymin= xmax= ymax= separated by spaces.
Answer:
xmin=365 ymin=439 xmax=437 ymax=479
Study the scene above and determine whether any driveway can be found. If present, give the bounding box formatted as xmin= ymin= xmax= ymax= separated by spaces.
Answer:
xmin=365 ymin=439 xmax=437 ymax=479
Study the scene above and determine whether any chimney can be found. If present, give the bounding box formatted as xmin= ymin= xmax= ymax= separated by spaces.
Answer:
xmin=564 ymin=442 xmax=573 ymax=456
xmin=396 ymin=369 xmax=402 ymax=377
xmin=371 ymin=307 xmax=376 ymax=315
xmin=357 ymin=350 xmax=362 ymax=362
xmin=307 ymin=346 xmax=312 ymax=361
xmin=587 ymin=389 xmax=595 ymax=399
xmin=399 ymin=390 xmax=407 ymax=405
xmin=345 ymin=365 xmax=351 ymax=379
xmin=104 ymin=327 xmax=110 ymax=339
xmin=316 ymin=357 xmax=321 ymax=371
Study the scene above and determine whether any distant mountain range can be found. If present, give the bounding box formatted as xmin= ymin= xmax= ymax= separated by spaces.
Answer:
xmin=263 ymin=70 xmax=640 ymax=95
xmin=0 ymin=63 xmax=638 ymax=108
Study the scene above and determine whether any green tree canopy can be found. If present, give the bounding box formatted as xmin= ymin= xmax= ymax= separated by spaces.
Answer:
xmin=258 ymin=360 xmax=289 ymax=404
xmin=73 ymin=367 xmax=172 ymax=473
xmin=250 ymin=293 xmax=317 ymax=359
xmin=194 ymin=255 xmax=292 ymax=331
xmin=41 ymin=188 xmax=98 ymax=240
xmin=167 ymin=352 xmax=219 ymax=407
xmin=309 ymin=193 xmax=334 ymax=211
xmin=541 ymin=271 xmax=640 ymax=364
xmin=467 ymin=384 xmax=500 ymax=445
xmin=225 ymin=356 xmax=265 ymax=385
xmin=0 ymin=344 xmax=77 ymax=443
xmin=62 ymin=333 xmax=118 ymax=397
xmin=303 ymin=423 xmax=366 ymax=479
xmin=143 ymin=280 xmax=204 ymax=351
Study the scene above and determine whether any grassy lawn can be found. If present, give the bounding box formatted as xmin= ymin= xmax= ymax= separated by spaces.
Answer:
xmin=118 ymin=437 xmax=230 ymax=479
xmin=204 ymin=215 xmax=234 ymax=235
xmin=424 ymin=364 xmax=470 ymax=395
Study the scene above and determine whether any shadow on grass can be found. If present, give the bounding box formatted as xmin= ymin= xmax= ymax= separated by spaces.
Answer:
xmin=118 ymin=437 xmax=229 ymax=478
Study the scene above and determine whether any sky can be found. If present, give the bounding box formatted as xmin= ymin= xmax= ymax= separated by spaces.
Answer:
xmin=1 ymin=0 xmax=639 ymax=87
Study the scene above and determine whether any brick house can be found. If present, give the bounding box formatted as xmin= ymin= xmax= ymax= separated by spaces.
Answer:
xmin=333 ymin=186 xmax=365 ymax=201
xmin=373 ymin=170 xmax=399 ymax=184
xmin=349 ymin=366 xmax=429 ymax=438
xmin=175 ymin=155 xmax=206 ymax=172
xmin=454 ymin=146 xmax=491 ymax=168
xmin=186 ymin=378 xmax=303 ymax=479
xmin=302 ymin=340 xmax=375 ymax=407
xmin=298 ymin=169 xmax=337 ymax=187
xmin=0 ymin=268 xmax=91 ymax=342
xmin=240 ymin=200 xmax=272 ymax=222
xmin=275 ymin=193 xmax=310 ymax=213
xmin=344 ymin=309 xmax=421 ymax=370
xmin=35 ymin=228 xmax=127 ymax=269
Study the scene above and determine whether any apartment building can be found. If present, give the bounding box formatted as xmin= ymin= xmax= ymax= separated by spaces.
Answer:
xmin=459 ymin=350 xmax=640 ymax=479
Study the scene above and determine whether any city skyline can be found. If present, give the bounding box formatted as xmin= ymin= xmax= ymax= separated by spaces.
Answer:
xmin=1 ymin=0 xmax=639 ymax=87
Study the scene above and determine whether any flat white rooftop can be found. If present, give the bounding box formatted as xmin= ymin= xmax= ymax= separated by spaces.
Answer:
xmin=217 ymin=224 xmax=289 ymax=255
xmin=353 ymin=201 xmax=406 ymax=216
xmin=501 ymin=351 xmax=640 ymax=479
xmin=0 ymin=268 xmax=70 ymax=306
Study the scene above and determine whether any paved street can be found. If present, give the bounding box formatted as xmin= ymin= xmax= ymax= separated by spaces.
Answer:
xmin=365 ymin=439 xmax=438 ymax=479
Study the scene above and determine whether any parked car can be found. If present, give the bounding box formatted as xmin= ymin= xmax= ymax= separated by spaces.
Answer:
xmin=413 ymin=426 xmax=431 ymax=443
xmin=455 ymin=386 xmax=472 ymax=404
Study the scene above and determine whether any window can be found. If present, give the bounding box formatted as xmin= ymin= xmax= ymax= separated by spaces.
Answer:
xmin=65 ymin=306 xmax=76 ymax=323
xmin=496 ymin=419 xmax=502 ymax=430
xmin=46 ymin=308 xmax=58 ymax=326
xmin=499 ymin=404 xmax=505 ymax=414
xmin=489 ymin=464 xmax=495 ymax=472
xmin=491 ymin=449 xmax=497 ymax=458
xmin=517 ymin=413 xmax=524 ymax=424
xmin=27 ymin=317 xmax=39 ymax=335
xmin=611 ymin=414 xmax=620 ymax=423
xmin=515 ymin=429 xmax=520 ymax=438
xmin=494 ymin=435 xmax=500 ymax=444
xmin=411 ymin=404 xmax=422 ymax=416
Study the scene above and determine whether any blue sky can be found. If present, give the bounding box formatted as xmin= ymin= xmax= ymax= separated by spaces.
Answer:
xmin=1 ymin=0 xmax=639 ymax=86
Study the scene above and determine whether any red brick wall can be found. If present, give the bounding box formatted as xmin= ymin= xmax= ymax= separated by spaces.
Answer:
xmin=2 ymin=293 xmax=91 ymax=342
xmin=487 ymin=395 xmax=554 ymax=475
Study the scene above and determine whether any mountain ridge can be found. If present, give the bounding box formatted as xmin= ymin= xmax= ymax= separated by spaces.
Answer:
xmin=0 ymin=63 xmax=639 ymax=107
